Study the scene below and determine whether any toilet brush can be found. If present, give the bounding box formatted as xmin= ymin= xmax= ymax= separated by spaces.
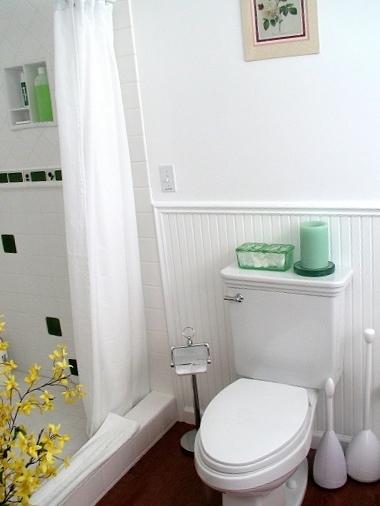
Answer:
xmin=313 ymin=378 xmax=347 ymax=489
xmin=345 ymin=328 xmax=380 ymax=482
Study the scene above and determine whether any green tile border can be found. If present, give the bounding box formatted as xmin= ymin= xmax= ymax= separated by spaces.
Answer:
xmin=45 ymin=316 xmax=62 ymax=337
xmin=68 ymin=358 xmax=78 ymax=376
xmin=8 ymin=172 xmax=23 ymax=183
xmin=31 ymin=170 xmax=47 ymax=182
xmin=0 ymin=168 xmax=62 ymax=185
xmin=1 ymin=234 xmax=17 ymax=254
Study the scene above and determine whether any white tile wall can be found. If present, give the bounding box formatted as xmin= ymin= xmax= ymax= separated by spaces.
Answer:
xmin=0 ymin=0 xmax=60 ymax=170
xmin=0 ymin=188 xmax=74 ymax=374
xmin=114 ymin=0 xmax=174 ymax=396
xmin=0 ymin=0 xmax=68 ymax=373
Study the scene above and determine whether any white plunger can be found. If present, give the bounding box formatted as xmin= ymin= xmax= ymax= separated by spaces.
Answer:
xmin=313 ymin=377 xmax=347 ymax=489
xmin=345 ymin=328 xmax=380 ymax=482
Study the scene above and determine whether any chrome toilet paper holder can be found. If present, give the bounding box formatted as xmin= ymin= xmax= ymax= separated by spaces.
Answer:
xmin=170 ymin=326 xmax=211 ymax=454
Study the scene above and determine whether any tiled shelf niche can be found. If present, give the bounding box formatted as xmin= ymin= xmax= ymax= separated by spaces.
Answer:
xmin=4 ymin=61 xmax=56 ymax=130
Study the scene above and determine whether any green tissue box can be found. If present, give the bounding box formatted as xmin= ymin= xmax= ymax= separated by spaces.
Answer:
xmin=236 ymin=242 xmax=294 ymax=271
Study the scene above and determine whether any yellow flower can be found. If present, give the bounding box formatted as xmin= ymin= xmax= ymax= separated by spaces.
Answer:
xmin=37 ymin=460 xmax=58 ymax=477
xmin=15 ymin=432 xmax=41 ymax=459
xmin=0 ymin=339 xmax=8 ymax=350
xmin=40 ymin=434 xmax=65 ymax=459
xmin=0 ymin=317 xmax=6 ymax=333
xmin=40 ymin=390 xmax=54 ymax=403
xmin=58 ymin=359 xmax=69 ymax=368
xmin=5 ymin=359 xmax=17 ymax=370
xmin=8 ymin=456 xmax=27 ymax=474
xmin=62 ymin=383 xmax=85 ymax=404
xmin=24 ymin=364 xmax=41 ymax=385
xmin=39 ymin=390 xmax=54 ymax=412
xmin=76 ymin=384 xmax=85 ymax=397
xmin=48 ymin=351 xmax=59 ymax=361
xmin=0 ymin=402 xmax=12 ymax=419
xmin=15 ymin=469 xmax=40 ymax=499
xmin=0 ymin=339 xmax=84 ymax=503
xmin=48 ymin=423 xmax=61 ymax=435
xmin=5 ymin=374 xmax=18 ymax=391
xmin=49 ymin=345 xmax=68 ymax=361
xmin=18 ymin=397 xmax=37 ymax=416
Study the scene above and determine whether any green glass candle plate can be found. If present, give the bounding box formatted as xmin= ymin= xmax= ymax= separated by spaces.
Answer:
xmin=294 ymin=261 xmax=335 ymax=277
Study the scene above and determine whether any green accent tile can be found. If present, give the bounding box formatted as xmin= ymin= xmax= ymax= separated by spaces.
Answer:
xmin=46 ymin=317 xmax=62 ymax=336
xmin=31 ymin=171 xmax=47 ymax=182
xmin=55 ymin=170 xmax=62 ymax=181
xmin=0 ymin=173 xmax=8 ymax=184
xmin=1 ymin=235 xmax=17 ymax=254
xmin=8 ymin=172 xmax=23 ymax=183
xmin=69 ymin=359 xmax=78 ymax=376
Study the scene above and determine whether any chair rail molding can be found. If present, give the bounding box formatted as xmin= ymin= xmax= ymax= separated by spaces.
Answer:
xmin=153 ymin=200 xmax=380 ymax=216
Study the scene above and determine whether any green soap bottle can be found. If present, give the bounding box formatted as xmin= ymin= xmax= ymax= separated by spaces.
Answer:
xmin=34 ymin=67 xmax=53 ymax=122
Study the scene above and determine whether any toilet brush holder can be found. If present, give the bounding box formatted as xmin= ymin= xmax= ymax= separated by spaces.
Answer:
xmin=170 ymin=327 xmax=211 ymax=454
xmin=313 ymin=378 xmax=347 ymax=489
xmin=346 ymin=329 xmax=380 ymax=482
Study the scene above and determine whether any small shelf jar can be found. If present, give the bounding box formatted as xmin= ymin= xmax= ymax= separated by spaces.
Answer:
xmin=3 ymin=60 xmax=56 ymax=130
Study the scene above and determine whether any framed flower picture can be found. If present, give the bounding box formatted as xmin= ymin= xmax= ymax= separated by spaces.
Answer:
xmin=240 ymin=0 xmax=319 ymax=61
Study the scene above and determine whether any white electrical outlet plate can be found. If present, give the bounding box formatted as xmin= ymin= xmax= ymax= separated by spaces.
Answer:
xmin=159 ymin=164 xmax=176 ymax=192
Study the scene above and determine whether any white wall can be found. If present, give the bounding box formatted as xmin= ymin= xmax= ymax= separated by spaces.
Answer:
xmin=131 ymin=0 xmax=380 ymax=437
xmin=114 ymin=1 xmax=173 ymax=395
xmin=132 ymin=0 xmax=380 ymax=204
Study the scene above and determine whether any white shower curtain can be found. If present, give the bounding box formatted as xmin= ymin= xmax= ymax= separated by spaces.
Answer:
xmin=54 ymin=0 xmax=149 ymax=435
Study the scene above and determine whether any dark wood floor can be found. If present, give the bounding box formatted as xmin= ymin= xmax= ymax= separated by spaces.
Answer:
xmin=98 ymin=423 xmax=380 ymax=505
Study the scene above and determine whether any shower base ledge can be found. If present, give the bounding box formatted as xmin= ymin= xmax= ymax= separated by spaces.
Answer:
xmin=32 ymin=391 xmax=177 ymax=506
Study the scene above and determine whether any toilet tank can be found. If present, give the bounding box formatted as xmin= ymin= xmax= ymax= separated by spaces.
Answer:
xmin=221 ymin=265 xmax=352 ymax=389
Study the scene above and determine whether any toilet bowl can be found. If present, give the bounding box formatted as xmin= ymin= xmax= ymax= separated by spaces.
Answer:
xmin=194 ymin=265 xmax=352 ymax=505
xmin=195 ymin=378 xmax=318 ymax=506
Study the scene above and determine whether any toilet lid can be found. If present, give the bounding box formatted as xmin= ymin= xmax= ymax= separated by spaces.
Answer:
xmin=199 ymin=378 xmax=309 ymax=469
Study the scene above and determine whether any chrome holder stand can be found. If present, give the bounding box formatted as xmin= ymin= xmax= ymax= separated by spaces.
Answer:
xmin=180 ymin=374 xmax=201 ymax=454
xmin=170 ymin=327 xmax=211 ymax=455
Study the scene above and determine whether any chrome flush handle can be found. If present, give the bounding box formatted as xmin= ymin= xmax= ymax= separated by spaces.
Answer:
xmin=224 ymin=293 xmax=244 ymax=303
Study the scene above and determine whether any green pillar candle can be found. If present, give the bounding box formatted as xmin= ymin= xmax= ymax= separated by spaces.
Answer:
xmin=300 ymin=221 xmax=329 ymax=270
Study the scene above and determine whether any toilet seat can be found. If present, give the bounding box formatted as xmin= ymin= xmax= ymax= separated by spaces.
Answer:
xmin=195 ymin=379 xmax=317 ymax=493
xmin=198 ymin=378 xmax=311 ymax=473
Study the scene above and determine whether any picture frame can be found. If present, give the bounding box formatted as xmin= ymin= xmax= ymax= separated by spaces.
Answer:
xmin=240 ymin=0 xmax=319 ymax=61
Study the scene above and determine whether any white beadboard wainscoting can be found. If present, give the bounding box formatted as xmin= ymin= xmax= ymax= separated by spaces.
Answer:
xmin=154 ymin=202 xmax=380 ymax=442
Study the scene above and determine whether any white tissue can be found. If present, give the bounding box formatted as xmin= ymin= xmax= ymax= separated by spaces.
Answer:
xmin=175 ymin=360 xmax=208 ymax=376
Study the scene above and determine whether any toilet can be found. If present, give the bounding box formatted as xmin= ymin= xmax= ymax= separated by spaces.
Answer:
xmin=194 ymin=264 xmax=352 ymax=506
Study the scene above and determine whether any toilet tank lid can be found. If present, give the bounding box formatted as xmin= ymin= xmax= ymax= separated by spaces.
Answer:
xmin=221 ymin=264 xmax=353 ymax=296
